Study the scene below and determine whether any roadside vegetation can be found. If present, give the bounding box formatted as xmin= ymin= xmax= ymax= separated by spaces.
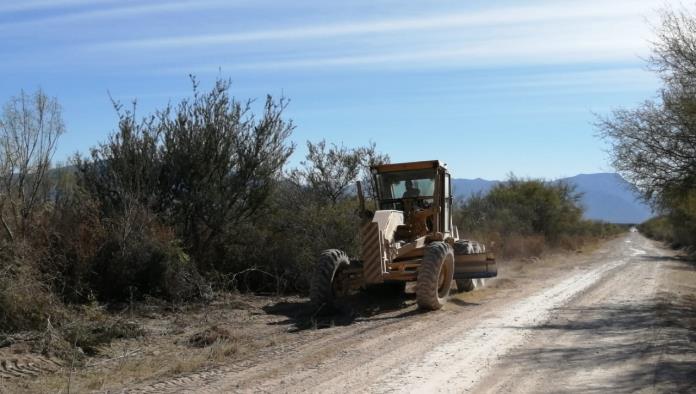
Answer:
xmin=455 ymin=177 xmax=624 ymax=259
xmin=598 ymin=5 xmax=696 ymax=254
xmin=0 ymin=81 xmax=621 ymax=386
xmin=0 ymin=79 xmax=390 ymax=342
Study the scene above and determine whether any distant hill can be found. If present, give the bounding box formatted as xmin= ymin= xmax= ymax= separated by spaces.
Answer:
xmin=452 ymin=173 xmax=652 ymax=224
xmin=452 ymin=178 xmax=499 ymax=200
xmin=563 ymin=173 xmax=653 ymax=224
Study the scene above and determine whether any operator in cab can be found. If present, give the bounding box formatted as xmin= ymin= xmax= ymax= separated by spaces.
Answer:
xmin=403 ymin=180 xmax=420 ymax=198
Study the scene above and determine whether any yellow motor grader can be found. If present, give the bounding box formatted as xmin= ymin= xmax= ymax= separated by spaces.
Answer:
xmin=310 ymin=160 xmax=497 ymax=310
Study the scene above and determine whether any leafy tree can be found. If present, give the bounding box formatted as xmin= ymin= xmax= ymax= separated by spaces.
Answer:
xmin=453 ymin=176 xmax=607 ymax=259
xmin=79 ymin=77 xmax=295 ymax=271
xmin=356 ymin=142 xmax=390 ymax=200
xmin=291 ymin=140 xmax=388 ymax=204
xmin=457 ymin=177 xmax=582 ymax=241
xmin=598 ymin=6 xmax=696 ymax=202
xmin=598 ymin=6 xmax=696 ymax=248
xmin=240 ymin=140 xmax=389 ymax=292
xmin=156 ymin=80 xmax=294 ymax=264
xmin=291 ymin=140 xmax=362 ymax=204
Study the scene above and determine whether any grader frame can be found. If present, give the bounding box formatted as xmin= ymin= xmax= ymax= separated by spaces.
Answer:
xmin=310 ymin=160 xmax=497 ymax=310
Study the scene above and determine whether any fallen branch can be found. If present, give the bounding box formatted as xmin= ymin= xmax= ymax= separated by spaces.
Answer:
xmin=85 ymin=348 xmax=143 ymax=368
xmin=229 ymin=267 xmax=283 ymax=293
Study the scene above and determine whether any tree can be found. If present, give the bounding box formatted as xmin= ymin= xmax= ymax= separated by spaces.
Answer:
xmin=0 ymin=89 xmax=66 ymax=328
xmin=292 ymin=140 xmax=361 ymax=204
xmin=456 ymin=177 xmax=582 ymax=240
xmin=0 ymin=89 xmax=65 ymax=242
xmin=157 ymin=80 xmax=294 ymax=260
xmin=356 ymin=142 xmax=390 ymax=199
xmin=291 ymin=140 xmax=389 ymax=204
xmin=79 ymin=77 xmax=295 ymax=269
xmin=257 ymin=140 xmax=388 ymax=291
xmin=597 ymin=6 xmax=696 ymax=203
xmin=598 ymin=5 xmax=696 ymax=248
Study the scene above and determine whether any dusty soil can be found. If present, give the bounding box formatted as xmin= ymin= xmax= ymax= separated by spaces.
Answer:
xmin=2 ymin=233 xmax=694 ymax=393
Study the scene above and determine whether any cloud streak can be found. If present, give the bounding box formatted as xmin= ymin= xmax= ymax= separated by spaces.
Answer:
xmin=0 ymin=0 xmax=677 ymax=78
xmin=0 ymin=0 xmax=239 ymax=28
xmin=158 ymin=22 xmax=649 ymax=74
xmin=95 ymin=0 xmax=660 ymax=50
xmin=0 ymin=0 xmax=118 ymax=14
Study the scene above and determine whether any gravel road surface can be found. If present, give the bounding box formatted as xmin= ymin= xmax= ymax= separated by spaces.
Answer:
xmin=129 ymin=233 xmax=696 ymax=393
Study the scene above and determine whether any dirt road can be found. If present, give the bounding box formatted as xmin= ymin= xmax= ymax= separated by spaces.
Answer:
xmin=129 ymin=233 xmax=695 ymax=393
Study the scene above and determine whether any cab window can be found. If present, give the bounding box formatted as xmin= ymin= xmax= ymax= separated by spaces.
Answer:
xmin=375 ymin=169 xmax=436 ymax=200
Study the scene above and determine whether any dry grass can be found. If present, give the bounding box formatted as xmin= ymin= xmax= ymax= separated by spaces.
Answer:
xmin=481 ymin=232 xmax=618 ymax=261
xmin=0 ymin=260 xmax=67 ymax=333
xmin=501 ymin=235 xmax=546 ymax=259
xmin=1 ymin=294 xmax=288 ymax=393
xmin=6 ymin=332 xmax=247 ymax=393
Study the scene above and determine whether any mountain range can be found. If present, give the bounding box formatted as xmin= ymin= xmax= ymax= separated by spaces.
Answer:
xmin=452 ymin=173 xmax=653 ymax=224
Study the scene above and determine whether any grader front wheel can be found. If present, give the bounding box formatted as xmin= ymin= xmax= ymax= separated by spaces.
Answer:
xmin=309 ymin=249 xmax=350 ymax=308
xmin=416 ymin=242 xmax=455 ymax=310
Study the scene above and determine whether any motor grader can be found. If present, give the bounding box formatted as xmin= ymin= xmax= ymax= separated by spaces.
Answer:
xmin=310 ymin=160 xmax=497 ymax=310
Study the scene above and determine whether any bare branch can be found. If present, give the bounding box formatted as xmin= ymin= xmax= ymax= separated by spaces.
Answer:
xmin=0 ymin=89 xmax=65 ymax=241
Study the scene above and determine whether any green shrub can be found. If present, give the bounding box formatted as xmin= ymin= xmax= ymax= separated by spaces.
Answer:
xmin=639 ymin=216 xmax=673 ymax=242
xmin=455 ymin=176 xmax=624 ymax=258
xmin=209 ymin=182 xmax=363 ymax=293
xmin=638 ymin=188 xmax=696 ymax=251
xmin=91 ymin=225 xmax=201 ymax=302
xmin=79 ymin=78 xmax=294 ymax=276
xmin=29 ymin=184 xmax=203 ymax=303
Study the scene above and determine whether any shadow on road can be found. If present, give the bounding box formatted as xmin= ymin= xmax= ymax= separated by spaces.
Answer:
xmin=262 ymin=290 xmax=425 ymax=331
xmin=639 ymin=254 xmax=696 ymax=271
xmin=502 ymin=292 xmax=696 ymax=393
xmin=262 ymin=287 xmax=482 ymax=331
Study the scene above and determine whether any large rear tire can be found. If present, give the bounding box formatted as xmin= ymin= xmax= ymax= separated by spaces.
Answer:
xmin=309 ymin=249 xmax=350 ymax=308
xmin=455 ymin=279 xmax=475 ymax=292
xmin=454 ymin=239 xmax=483 ymax=254
xmin=453 ymin=240 xmax=478 ymax=293
xmin=416 ymin=242 xmax=454 ymax=310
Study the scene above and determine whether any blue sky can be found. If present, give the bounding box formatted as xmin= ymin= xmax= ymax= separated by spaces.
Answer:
xmin=0 ymin=0 xmax=678 ymax=179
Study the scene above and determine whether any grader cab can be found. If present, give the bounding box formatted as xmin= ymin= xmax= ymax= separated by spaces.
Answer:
xmin=310 ymin=160 xmax=497 ymax=310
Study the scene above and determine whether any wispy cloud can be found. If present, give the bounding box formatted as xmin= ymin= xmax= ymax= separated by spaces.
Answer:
xmin=0 ymin=0 xmax=677 ymax=77
xmin=0 ymin=0 xmax=240 ymax=28
xmin=96 ymin=1 xmax=660 ymax=50
xmin=0 ymin=0 xmax=118 ymax=14
xmin=497 ymin=68 xmax=656 ymax=89
xmin=159 ymin=22 xmax=649 ymax=74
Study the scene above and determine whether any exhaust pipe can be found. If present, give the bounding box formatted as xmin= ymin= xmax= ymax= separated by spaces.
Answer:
xmin=357 ymin=180 xmax=366 ymax=213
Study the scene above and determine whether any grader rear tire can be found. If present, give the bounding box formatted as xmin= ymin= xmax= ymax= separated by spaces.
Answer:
xmin=309 ymin=249 xmax=350 ymax=308
xmin=453 ymin=240 xmax=474 ymax=255
xmin=455 ymin=279 xmax=475 ymax=292
xmin=453 ymin=240 xmax=478 ymax=293
xmin=416 ymin=242 xmax=455 ymax=310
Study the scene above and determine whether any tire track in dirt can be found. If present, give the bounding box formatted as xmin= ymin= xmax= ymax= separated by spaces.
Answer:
xmin=472 ymin=234 xmax=690 ymax=393
xmin=126 ymin=306 xmax=437 ymax=393
xmin=125 ymin=235 xmax=647 ymax=393
xmin=0 ymin=355 xmax=63 ymax=380
xmin=368 ymin=258 xmax=629 ymax=393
